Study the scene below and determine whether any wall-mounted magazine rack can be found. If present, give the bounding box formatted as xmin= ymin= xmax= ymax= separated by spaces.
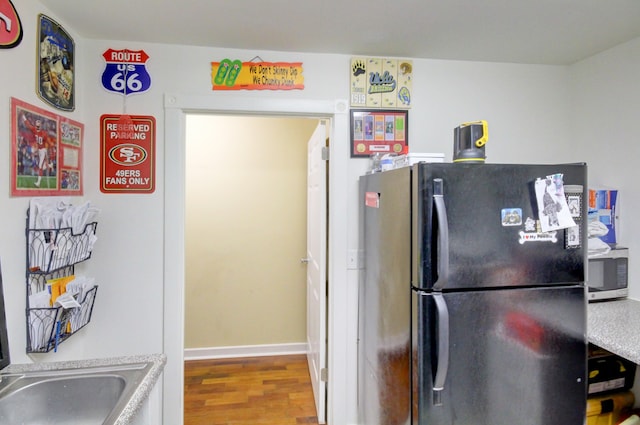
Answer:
xmin=25 ymin=210 xmax=99 ymax=353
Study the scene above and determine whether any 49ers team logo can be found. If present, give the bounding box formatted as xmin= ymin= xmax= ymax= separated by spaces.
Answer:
xmin=0 ymin=0 xmax=22 ymax=49
xmin=108 ymin=144 xmax=148 ymax=166
xmin=101 ymin=48 xmax=151 ymax=95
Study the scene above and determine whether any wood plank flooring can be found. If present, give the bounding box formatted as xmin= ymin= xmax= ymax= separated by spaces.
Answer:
xmin=184 ymin=354 xmax=320 ymax=425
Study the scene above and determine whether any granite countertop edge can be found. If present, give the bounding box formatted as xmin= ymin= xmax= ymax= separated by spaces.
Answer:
xmin=2 ymin=353 xmax=167 ymax=425
xmin=588 ymin=298 xmax=640 ymax=364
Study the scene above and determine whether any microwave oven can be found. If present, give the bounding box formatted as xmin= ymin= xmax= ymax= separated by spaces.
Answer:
xmin=587 ymin=248 xmax=628 ymax=302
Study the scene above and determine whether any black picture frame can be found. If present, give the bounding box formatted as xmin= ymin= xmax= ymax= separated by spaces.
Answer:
xmin=350 ymin=109 xmax=408 ymax=158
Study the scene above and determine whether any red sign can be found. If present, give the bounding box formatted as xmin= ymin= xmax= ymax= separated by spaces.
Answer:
xmin=0 ymin=0 xmax=23 ymax=49
xmin=100 ymin=114 xmax=155 ymax=193
xmin=365 ymin=192 xmax=380 ymax=208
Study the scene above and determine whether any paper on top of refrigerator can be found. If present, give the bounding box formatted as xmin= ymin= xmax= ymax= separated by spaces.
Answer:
xmin=407 ymin=153 xmax=444 ymax=165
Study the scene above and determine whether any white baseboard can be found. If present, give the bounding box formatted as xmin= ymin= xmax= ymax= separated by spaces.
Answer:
xmin=184 ymin=342 xmax=307 ymax=361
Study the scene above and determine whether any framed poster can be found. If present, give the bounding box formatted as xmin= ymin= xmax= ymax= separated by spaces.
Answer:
xmin=37 ymin=14 xmax=75 ymax=111
xmin=350 ymin=109 xmax=408 ymax=157
xmin=10 ymin=97 xmax=84 ymax=196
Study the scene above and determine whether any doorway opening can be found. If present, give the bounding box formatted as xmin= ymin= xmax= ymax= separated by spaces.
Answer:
xmin=183 ymin=114 xmax=320 ymax=356
xmin=184 ymin=114 xmax=324 ymax=423
xmin=163 ymin=95 xmax=352 ymax=425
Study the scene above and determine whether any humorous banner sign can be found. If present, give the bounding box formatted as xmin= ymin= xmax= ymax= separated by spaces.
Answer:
xmin=211 ymin=59 xmax=304 ymax=90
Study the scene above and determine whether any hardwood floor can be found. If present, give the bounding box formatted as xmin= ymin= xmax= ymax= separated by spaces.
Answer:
xmin=184 ymin=354 xmax=320 ymax=425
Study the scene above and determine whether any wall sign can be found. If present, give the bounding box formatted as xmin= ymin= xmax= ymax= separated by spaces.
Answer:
xmin=101 ymin=48 xmax=152 ymax=95
xmin=0 ymin=0 xmax=22 ymax=48
xmin=350 ymin=109 xmax=408 ymax=157
xmin=100 ymin=114 xmax=156 ymax=194
xmin=211 ymin=59 xmax=304 ymax=90
xmin=350 ymin=57 xmax=412 ymax=109
xmin=37 ymin=14 xmax=75 ymax=111
xmin=11 ymin=97 xmax=84 ymax=196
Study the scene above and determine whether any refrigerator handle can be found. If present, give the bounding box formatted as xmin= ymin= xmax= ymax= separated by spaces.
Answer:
xmin=432 ymin=178 xmax=449 ymax=291
xmin=432 ymin=293 xmax=450 ymax=405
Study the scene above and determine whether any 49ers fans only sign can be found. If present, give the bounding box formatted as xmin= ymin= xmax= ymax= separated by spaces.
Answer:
xmin=100 ymin=115 xmax=155 ymax=193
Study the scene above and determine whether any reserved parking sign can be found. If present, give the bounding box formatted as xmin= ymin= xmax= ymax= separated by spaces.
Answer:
xmin=100 ymin=114 xmax=155 ymax=193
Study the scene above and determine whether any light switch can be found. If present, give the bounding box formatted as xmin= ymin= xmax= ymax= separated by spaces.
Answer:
xmin=347 ymin=249 xmax=361 ymax=269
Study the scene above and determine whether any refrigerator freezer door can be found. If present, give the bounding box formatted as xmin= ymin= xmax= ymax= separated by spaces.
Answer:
xmin=414 ymin=163 xmax=587 ymax=291
xmin=412 ymin=285 xmax=587 ymax=425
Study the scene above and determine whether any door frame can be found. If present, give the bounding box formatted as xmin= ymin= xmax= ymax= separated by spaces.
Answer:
xmin=163 ymin=94 xmax=351 ymax=425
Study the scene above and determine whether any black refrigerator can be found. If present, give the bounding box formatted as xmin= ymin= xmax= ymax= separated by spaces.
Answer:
xmin=358 ymin=162 xmax=587 ymax=425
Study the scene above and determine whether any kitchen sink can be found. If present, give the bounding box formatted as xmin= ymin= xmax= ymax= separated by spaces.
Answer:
xmin=0 ymin=362 xmax=153 ymax=425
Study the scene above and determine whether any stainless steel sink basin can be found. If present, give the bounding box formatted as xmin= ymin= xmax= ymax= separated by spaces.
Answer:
xmin=0 ymin=362 xmax=153 ymax=425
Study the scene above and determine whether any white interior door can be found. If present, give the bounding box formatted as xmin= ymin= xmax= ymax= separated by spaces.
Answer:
xmin=306 ymin=120 xmax=327 ymax=424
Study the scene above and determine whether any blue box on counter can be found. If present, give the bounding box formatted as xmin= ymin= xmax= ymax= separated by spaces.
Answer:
xmin=588 ymin=188 xmax=618 ymax=244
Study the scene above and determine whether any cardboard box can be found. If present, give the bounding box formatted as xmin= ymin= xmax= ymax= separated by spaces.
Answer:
xmin=588 ymin=188 xmax=618 ymax=244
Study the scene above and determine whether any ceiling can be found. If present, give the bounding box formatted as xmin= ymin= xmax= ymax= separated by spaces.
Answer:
xmin=39 ymin=0 xmax=640 ymax=65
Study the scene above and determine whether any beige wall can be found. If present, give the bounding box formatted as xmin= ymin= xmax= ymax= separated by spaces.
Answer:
xmin=184 ymin=114 xmax=319 ymax=348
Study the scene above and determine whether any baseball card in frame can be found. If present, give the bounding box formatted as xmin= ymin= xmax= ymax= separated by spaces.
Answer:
xmin=350 ymin=109 xmax=408 ymax=157
xmin=37 ymin=14 xmax=75 ymax=111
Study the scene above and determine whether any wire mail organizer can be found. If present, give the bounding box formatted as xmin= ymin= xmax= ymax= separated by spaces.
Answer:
xmin=26 ymin=285 xmax=98 ymax=353
xmin=25 ymin=208 xmax=99 ymax=353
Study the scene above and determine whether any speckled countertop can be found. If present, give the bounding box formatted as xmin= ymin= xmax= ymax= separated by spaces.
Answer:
xmin=588 ymin=298 xmax=640 ymax=364
xmin=2 ymin=353 xmax=166 ymax=425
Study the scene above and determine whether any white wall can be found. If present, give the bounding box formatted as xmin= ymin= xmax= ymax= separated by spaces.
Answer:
xmin=184 ymin=115 xmax=316 ymax=349
xmin=3 ymin=1 xmax=638 ymax=424
xmin=0 ymin=1 xmax=95 ymax=363
xmin=569 ymin=37 xmax=640 ymax=299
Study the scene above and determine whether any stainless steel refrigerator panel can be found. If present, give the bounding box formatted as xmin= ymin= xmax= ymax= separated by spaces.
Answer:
xmin=358 ymin=169 xmax=412 ymax=425
xmin=413 ymin=163 xmax=587 ymax=291
xmin=412 ymin=286 xmax=587 ymax=425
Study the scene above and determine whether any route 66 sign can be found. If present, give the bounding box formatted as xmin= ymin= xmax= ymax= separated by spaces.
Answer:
xmin=101 ymin=48 xmax=151 ymax=95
